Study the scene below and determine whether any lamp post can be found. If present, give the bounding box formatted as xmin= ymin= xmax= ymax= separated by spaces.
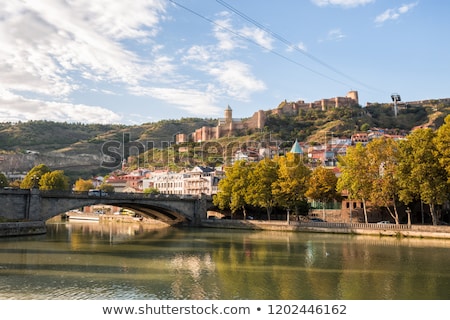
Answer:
xmin=31 ymin=175 xmax=39 ymax=189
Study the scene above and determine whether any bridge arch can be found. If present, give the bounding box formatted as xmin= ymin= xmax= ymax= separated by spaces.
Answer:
xmin=0 ymin=190 xmax=211 ymax=226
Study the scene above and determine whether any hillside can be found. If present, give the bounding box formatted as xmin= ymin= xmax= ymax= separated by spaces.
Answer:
xmin=0 ymin=102 xmax=449 ymax=180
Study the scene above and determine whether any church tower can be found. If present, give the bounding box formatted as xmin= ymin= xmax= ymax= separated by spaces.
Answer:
xmin=224 ymin=105 xmax=232 ymax=124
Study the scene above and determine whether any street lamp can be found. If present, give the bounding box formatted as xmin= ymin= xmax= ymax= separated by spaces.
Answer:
xmin=391 ymin=93 xmax=401 ymax=118
xmin=31 ymin=175 xmax=40 ymax=189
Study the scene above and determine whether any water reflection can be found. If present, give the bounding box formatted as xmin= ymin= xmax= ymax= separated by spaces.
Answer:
xmin=0 ymin=221 xmax=449 ymax=300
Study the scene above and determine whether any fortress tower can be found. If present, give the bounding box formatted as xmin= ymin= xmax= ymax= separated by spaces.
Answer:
xmin=347 ymin=90 xmax=359 ymax=104
xmin=224 ymin=105 xmax=232 ymax=124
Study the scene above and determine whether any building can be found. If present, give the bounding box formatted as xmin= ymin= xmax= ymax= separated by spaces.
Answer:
xmin=177 ymin=105 xmax=266 ymax=143
xmin=273 ymin=90 xmax=359 ymax=115
xmin=177 ymin=91 xmax=359 ymax=144
xmin=142 ymin=166 xmax=223 ymax=196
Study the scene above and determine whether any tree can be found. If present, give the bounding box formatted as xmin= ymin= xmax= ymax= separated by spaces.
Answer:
xmin=144 ymin=187 xmax=160 ymax=195
xmin=365 ymin=137 xmax=402 ymax=224
xmin=39 ymin=170 xmax=70 ymax=191
xmin=305 ymin=166 xmax=339 ymax=221
xmin=246 ymin=157 xmax=278 ymax=220
xmin=73 ymin=178 xmax=95 ymax=191
xmin=99 ymin=183 xmax=115 ymax=193
xmin=337 ymin=143 xmax=372 ymax=223
xmin=397 ymin=128 xmax=448 ymax=225
xmin=272 ymin=153 xmax=311 ymax=218
xmin=0 ymin=172 xmax=8 ymax=188
xmin=20 ymin=164 xmax=51 ymax=189
xmin=213 ymin=160 xmax=252 ymax=218
xmin=0 ymin=172 xmax=9 ymax=188
xmin=435 ymin=114 xmax=450 ymax=182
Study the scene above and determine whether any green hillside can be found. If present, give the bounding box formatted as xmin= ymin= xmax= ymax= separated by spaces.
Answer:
xmin=0 ymin=102 xmax=449 ymax=179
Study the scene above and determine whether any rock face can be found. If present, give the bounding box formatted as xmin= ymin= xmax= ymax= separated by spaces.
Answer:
xmin=0 ymin=152 xmax=103 ymax=173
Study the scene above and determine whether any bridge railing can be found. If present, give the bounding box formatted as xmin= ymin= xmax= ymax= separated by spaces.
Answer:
xmin=37 ymin=190 xmax=207 ymax=201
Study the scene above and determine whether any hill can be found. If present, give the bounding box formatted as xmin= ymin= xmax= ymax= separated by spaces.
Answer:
xmin=0 ymin=102 xmax=449 ymax=180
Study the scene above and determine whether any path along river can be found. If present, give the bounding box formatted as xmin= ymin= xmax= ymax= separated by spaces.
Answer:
xmin=0 ymin=219 xmax=449 ymax=300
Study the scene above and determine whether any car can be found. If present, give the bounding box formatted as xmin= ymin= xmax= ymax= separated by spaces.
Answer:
xmin=88 ymin=189 xmax=108 ymax=197
xmin=377 ymin=221 xmax=391 ymax=224
xmin=310 ymin=218 xmax=326 ymax=222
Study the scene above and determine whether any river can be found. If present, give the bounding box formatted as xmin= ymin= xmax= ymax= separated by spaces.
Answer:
xmin=0 ymin=220 xmax=449 ymax=300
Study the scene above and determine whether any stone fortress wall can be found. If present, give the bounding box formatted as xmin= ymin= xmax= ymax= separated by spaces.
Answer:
xmin=176 ymin=91 xmax=359 ymax=143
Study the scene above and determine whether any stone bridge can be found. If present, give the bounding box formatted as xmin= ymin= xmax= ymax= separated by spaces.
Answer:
xmin=0 ymin=189 xmax=214 ymax=226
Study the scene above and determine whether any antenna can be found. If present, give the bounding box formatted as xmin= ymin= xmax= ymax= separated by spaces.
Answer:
xmin=391 ymin=93 xmax=401 ymax=117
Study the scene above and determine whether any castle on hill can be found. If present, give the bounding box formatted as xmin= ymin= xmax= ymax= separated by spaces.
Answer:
xmin=175 ymin=91 xmax=359 ymax=143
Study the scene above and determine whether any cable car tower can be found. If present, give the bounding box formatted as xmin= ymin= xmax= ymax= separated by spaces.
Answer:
xmin=391 ymin=93 xmax=401 ymax=118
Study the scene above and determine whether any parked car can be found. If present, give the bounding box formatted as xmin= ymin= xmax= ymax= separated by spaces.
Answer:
xmin=310 ymin=218 xmax=326 ymax=222
xmin=377 ymin=221 xmax=391 ymax=224
xmin=88 ymin=189 xmax=108 ymax=197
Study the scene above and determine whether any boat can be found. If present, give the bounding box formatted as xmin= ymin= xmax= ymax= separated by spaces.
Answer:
xmin=65 ymin=210 xmax=100 ymax=221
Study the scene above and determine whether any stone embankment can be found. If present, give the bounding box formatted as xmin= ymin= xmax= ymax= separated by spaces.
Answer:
xmin=0 ymin=221 xmax=46 ymax=237
xmin=200 ymin=219 xmax=450 ymax=240
xmin=2 ymin=219 xmax=450 ymax=239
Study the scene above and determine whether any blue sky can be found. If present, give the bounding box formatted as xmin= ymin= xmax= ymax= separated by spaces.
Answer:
xmin=0 ymin=0 xmax=448 ymax=125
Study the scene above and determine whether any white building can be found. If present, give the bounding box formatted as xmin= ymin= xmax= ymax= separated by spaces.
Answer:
xmin=142 ymin=166 xmax=223 ymax=196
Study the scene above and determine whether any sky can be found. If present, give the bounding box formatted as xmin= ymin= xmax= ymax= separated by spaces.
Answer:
xmin=0 ymin=0 xmax=449 ymax=125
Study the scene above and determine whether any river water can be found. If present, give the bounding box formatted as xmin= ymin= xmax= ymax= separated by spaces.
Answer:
xmin=0 ymin=220 xmax=449 ymax=300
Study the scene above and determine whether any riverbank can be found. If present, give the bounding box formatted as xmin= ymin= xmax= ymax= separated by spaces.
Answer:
xmin=1 ymin=219 xmax=450 ymax=239
xmin=200 ymin=219 xmax=450 ymax=240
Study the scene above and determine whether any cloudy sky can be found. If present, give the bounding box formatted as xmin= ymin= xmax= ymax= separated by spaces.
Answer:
xmin=0 ymin=0 xmax=448 ymax=124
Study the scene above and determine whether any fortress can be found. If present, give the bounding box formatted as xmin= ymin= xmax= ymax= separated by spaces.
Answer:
xmin=176 ymin=91 xmax=359 ymax=143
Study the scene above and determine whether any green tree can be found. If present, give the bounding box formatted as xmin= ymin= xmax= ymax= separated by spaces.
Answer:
xmin=435 ymin=114 xmax=450 ymax=182
xmin=99 ymin=183 xmax=115 ymax=193
xmin=20 ymin=164 xmax=51 ymax=189
xmin=366 ymin=137 xmax=402 ymax=224
xmin=0 ymin=172 xmax=8 ymax=188
xmin=144 ymin=187 xmax=160 ymax=195
xmin=337 ymin=143 xmax=372 ymax=223
xmin=213 ymin=160 xmax=252 ymax=218
xmin=272 ymin=153 xmax=311 ymax=218
xmin=246 ymin=157 xmax=278 ymax=220
xmin=305 ymin=166 xmax=339 ymax=221
xmin=39 ymin=170 xmax=70 ymax=191
xmin=397 ymin=128 xmax=448 ymax=225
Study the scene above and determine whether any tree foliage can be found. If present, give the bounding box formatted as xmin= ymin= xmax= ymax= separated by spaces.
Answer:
xmin=272 ymin=153 xmax=311 ymax=215
xmin=246 ymin=158 xmax=278 ymax=220
xmin=74 ymin=178 xmax=95 ymax=191
xmin=0 ymin=172 xmax=8 ymax=187
xmin=305 ymin=166 xmax=339 ymax=219
xmin=337 ymin=143 xmax=372 ymax=223
xmin=397 ymin=128 xmax=448 ymax=225
xmin=435 ymin=114 xmax=450 ymax=182
xmin=213 ymin=160 xmax=252 ymax=218
xmin=39 ymin=170 xmax=70 ymax=191
xmin=365 ymin=137 xmax=401 ymax=224
xmin=20 ymin=164 xmax=51 ymax=189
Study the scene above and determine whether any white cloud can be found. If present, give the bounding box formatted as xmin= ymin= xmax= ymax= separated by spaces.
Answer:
xmin=375 ymin=2 xmax=418 ymax=25
xmin=213 ymin=14 xmax=240 ymax=51
xmin=0 ymin=0 xmax=167 ymax=123
xmin=0 ymin=89 xmax=121 ymax=124
xmin=130 ymin=86 xmax=222 ymax=117
xmin=0 ymin=0 xmax=268 ymax=124
xmin=239 ymin=26 xmax=274 ymax=50
xmin=327 ymin=29 xmax=347 ymax=41
xmin=311 ymin=0 xmax=374 ymax=8
xmin=208 ymin=60 xmax=266 ymax=101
